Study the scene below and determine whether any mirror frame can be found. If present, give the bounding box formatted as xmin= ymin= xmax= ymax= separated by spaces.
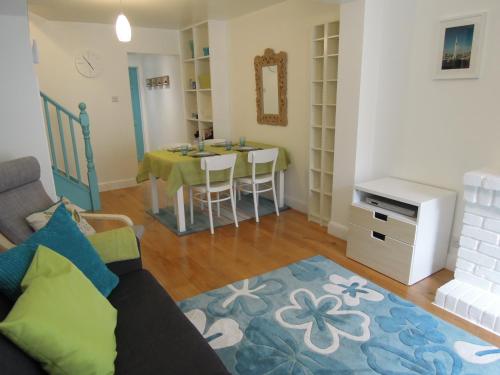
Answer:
xmin=254 ymin=48 xmax=288 ymax=126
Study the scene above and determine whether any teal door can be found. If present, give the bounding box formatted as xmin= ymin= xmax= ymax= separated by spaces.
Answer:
xmin=128 ymin=67 xmax=145 ymax=161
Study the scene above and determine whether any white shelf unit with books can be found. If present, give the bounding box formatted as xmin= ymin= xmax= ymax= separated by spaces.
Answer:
xmin=180 ymin=21 xmax=230 ymax=142
xmin=308 ymin=21 xmax=339 ymax=226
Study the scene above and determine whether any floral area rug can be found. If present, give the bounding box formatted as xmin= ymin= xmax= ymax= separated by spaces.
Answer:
xmin=178 ymin=256 xmax=500 ymax=374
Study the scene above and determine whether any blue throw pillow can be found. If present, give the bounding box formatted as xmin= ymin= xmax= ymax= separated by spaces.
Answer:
xmin=0 ymin=205 xmax=118 ymax=300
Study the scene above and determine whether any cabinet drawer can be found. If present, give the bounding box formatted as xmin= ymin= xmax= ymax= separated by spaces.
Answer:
xmin=350 ymin=204 xmax=416 ymax=244
xmin=347 ymin=224 xmax=414 ymax=284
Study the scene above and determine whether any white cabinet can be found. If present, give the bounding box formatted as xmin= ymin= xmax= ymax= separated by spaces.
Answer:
xmin=347 ymin=177 xmax=456 ymax=285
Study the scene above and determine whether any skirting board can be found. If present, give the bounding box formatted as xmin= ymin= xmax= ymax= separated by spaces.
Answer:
xmin=285 ymin=195 xmax=307 ymax=213
xmin=99 ymin=178 xmax=137 ymax=192
xmin=328 ymin=220 xmax=349 ymax=240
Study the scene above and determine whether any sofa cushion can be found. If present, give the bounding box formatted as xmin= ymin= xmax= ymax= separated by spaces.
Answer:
xmin=0 ymin=246 xmax=117 ymax=375
xmin=109 ymin=270 xmax=229 ymax=375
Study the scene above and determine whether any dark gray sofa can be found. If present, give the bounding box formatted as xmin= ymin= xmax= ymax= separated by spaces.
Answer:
xmin=0 ymin=157 xmax=229 ymax=375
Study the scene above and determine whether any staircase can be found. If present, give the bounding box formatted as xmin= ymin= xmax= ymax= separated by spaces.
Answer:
xmin=40 ymin=92 xmax=100 ymax=211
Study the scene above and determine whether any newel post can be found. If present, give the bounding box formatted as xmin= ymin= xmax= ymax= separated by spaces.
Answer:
xmin=79 ymin=102 xmax=101 ymax=211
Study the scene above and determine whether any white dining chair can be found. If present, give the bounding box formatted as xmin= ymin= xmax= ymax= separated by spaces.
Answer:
xmin=203 ymin=138 xmax=226 ymax=145
xmin=236 ymin=148 xmax=279 ymax=223
xmin=189 ymin=153 xmax=239 ymax=234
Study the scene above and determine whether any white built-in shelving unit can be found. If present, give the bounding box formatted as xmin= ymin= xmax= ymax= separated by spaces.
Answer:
xmin=308 ymin=21 xmax=339 ymax=226
xmin=180 ymin=21 xmax=230 ymax=142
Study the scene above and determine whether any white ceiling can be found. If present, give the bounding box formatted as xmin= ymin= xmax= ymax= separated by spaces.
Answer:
xmin=27 ymin=0 xmax=289 ymax=29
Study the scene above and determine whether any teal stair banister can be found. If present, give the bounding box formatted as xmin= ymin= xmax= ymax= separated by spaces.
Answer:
xmin=40 ymin=92 xmax=101 ymax=211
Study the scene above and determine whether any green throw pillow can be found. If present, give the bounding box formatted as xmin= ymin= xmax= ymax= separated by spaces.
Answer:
xmin=0 ymin=245 xmax=117 ymax=375
xmin=88 ymin=226 xmax=140 ymax=264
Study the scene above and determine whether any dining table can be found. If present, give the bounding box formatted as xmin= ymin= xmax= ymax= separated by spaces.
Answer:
xmin=136 ymin=141 xmax=290 ymax=233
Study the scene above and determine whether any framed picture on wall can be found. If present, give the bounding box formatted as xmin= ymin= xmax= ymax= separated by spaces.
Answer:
xmin=435 ymin=12 xmax=487 ymax=79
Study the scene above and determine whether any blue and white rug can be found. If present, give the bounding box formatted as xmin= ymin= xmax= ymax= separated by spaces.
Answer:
xmin=179 ymin=256 xmax=500 ymax=374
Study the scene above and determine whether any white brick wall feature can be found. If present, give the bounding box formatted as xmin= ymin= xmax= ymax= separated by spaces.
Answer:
xmin=494 ymin=192 xmax=500 ymax=209
xmin=478 ymin=188 xmax=494 ymax=206
xmin=458 ymin=247 xmax=494 ymax=268
xmin=459 ymin=236 xmax=479 ymax=250
xmin=455 ymin=258 xmax=476 ymax=272
xmin=475 ymin=266 xmax=500 ymax=284
xmin=463 ymin=212 xmax=484 ymax=227
xmin=481 ymin=301 xmax=500 ymax=330
xmin=463 ymin=186 xmax=478 ymax=203
xmin=491 ymin=283 xmax=500 ymax=296
xmin=484 ymin=218 xmax=500 ymax=233
xmin=462 ymin=225 xmax=500 ymax=245
xmin=455 ymin=269 xmax=493 ymax=290
xmin=434 ymin=280 xmax=462 ymax=307
xmin=469 ymin=293 xmax=495 ymax=324
xmin=435 ymin=167 xmax=500 ymax=335
xmin=478 ymin=242 xmax=500 ymax=261
xmin=444 ymin=280 xmax=471 ymax=311
xmin=463 ymin=171 xmax=484 ymax=187
xmin=455 ymin=289 xmax=481 ymax=317
xmin=483 ymin=174 xmax=500 ymax=191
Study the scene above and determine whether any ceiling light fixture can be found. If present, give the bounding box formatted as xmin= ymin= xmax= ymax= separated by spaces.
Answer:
xmin=115 ymin=0 xmax=131 ymax=42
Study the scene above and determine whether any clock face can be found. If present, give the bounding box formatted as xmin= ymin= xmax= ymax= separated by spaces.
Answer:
xmin=75 ymin=50 xmax=101 ymax=78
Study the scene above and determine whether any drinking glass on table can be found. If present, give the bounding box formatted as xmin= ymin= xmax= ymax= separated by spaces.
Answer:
xmin=239 ymin=136 xmax=246 ymax=147
xmin=225 ymin=139 xmax=232 ymax=150
xmin=180 ymin=144 xmax=189 ymax=156
xmin=198 ymin=140 xmax=205 ymax=152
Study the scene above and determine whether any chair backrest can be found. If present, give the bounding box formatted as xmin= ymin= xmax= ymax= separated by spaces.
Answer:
xmin=0 ymin=157 xmax=54 ymax=245
xmin=203 ymin=138 xmax=226 ymax=145
xmin=201 ymin=154 xmax=237 ymax=190
xmin=248 ymin=148 xmax=279 ymax=180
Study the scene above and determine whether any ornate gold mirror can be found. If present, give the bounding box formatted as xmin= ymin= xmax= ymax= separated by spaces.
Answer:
xmin=254 ymin=49 xmax=287 ymax=126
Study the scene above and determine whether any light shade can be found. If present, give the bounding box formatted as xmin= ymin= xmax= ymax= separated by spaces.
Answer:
xmin=115 ymin=13 xmax=131 ymax=42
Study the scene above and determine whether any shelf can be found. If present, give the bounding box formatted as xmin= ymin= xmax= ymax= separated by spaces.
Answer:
xmin=325 ymin=103 xmax=336 ymax=106
xmin=324 ymin=149 xmax=334 ymax=153
xmin=184 ymin=89 xmax=197 ymax=92
xmin=311 ymin=125 xmax=322 ymax=129
xmin=312 ymin=80 xmax=323 ymax=84
xmin=199 ymin=119 xmax=213 ymax=123
xmin=184 ymin=58 xmax=195 ymax=63
xmin=312 ymin=37 xmax=324 ymax=42
xmin=186 ymin=118 xmax=199 ymax=122
xmin=197 ymin=55 xmax=210 ymax=60
xmin=328 ymin=35 xmax=340 ymax=39
xmin=310 ymin=168 xmax=321 ymax=173
xmin=312 ymin=56 xmax=324 ymax=59
xmin=327 ymin=54 xmax=339 ymax=57
xmin=198 ymin=88 xmax=212 ymax=92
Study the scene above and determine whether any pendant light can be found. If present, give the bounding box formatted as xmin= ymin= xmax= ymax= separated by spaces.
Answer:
xmin=115 ymin=0 xmax=131 ymax=42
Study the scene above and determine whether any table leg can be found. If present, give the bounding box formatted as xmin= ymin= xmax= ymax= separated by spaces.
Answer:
xmin=150 ymin=174 xmax=159 ymax=214
xmin=278 ymin=171 xmax=285 ymax=208
xmin=176 ymin=186 xmax=186 ymax=232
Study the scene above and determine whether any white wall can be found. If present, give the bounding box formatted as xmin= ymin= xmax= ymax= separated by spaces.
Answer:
xmin=128 ymin=53 xmax=186 ymax=151
xmin=330 ymin=0 xmax=500 ymax=269
xmin=0 ymin=1 xmax=56 ymax=198
xmin=227 ymin=0 xmax=340 ymax=212
xmin=29 ymin=13 xmax=180 ymax=191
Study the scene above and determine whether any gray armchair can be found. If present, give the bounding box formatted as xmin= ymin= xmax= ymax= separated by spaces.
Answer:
xmin=0 ymin=156 xmax=141 ymax=250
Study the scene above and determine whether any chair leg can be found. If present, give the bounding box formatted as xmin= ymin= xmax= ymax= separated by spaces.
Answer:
xmin=172 ymin=196 xmax=178 ymax=215
xmin=189 ymin=187 xmax=194 ymax=225
xmin=207 ymin=192 xmax=214 ymax=235
xmin=252 ymin=184 xmax=259 ymax=223
xmin=217 ymin=192 xmax=220 ymax=217
xmin=272 ymin=180 xmax=280 ymax=217
xmin=230 ymin=187 xmax=239 ymax=228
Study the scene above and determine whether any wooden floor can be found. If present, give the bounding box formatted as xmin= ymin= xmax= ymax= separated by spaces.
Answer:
xmin=93 ymin=183 xmax=500 ymax=346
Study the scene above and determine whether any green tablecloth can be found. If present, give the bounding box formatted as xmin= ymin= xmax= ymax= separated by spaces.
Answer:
xmin=136 ymin=142 xmax=290 ymax=197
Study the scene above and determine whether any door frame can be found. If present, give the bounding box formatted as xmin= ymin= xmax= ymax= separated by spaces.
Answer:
xmin=128 ymin=66 xmax=145 ymax=161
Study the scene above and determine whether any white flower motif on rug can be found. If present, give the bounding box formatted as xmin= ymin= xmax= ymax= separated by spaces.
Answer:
xmin=275 ymin=288 xmax=371 ymax=354
xmin=323 ymin=274 xmax=384 ymax=306
xmin=185 ymin=309 xmax=243 ymax=349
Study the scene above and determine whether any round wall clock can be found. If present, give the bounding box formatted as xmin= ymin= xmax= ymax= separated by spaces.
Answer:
xmin=74 ymin=49 xmax=101 ymax=78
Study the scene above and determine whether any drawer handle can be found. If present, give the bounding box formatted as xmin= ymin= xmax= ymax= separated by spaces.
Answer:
xmin=374 ymin=212 xmax=388 ymax=221
xmin=372 ymin=231 xmax=386 ymax=241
